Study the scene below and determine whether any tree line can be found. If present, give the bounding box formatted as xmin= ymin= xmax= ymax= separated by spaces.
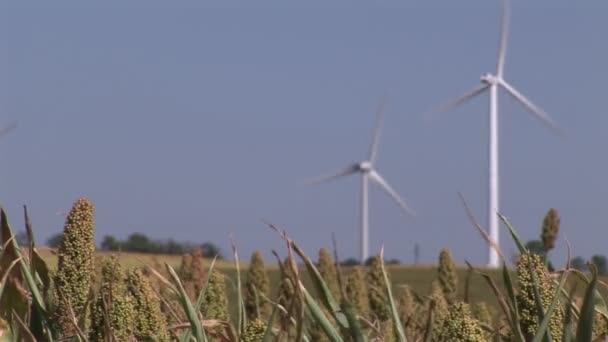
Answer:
xmin=42 ymin=231 xmax=224 ymax=258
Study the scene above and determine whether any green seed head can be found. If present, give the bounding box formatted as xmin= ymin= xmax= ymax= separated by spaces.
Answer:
xmin=204 ymin=269 xmax=229 ymax=321
xmin=345 ymin=266 xmax=370 ymax=318
xmin=516 ymin=253 xmax=564 ymax=341
xmin=367 ymin=255 xmax=390 ymax=322
xmin=245 ymin=250 xmax=270 ymax=320
xmin=241 ymin=320 xmax=267 ymax=342
xmin=318 ymin=248 xmax=339 ymax=299
xmin=89 ymin=256 xmax=135 ymax=341
xmin=126 ymin=268 xmax=170 ymax=341
xmin=436 ymin=302 xmax=485 ymax=342
xmin=437 ymin=248 xmax=458 ymax=303
xmin=52 ymin=198 xmax=96 ymax=336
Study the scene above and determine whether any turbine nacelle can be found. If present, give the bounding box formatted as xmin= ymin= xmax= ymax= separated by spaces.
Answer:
xmin=358 ymin=161 xmax=373 ymax=172
xmin=480 ymin=73 xmax=499 ymax=85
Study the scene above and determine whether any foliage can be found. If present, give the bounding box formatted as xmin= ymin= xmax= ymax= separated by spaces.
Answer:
xmin=591 ymin=254 xmax=608 ymax=275
xmin=46 ymin=232 xmax=64 ymax=248
xmin=571 ymin=256 xmax=586 ymax=271
xmin=340 ymin=257 xmax=360 ymax=266
xmin=98 ymin=233 xmax=223 ymax=258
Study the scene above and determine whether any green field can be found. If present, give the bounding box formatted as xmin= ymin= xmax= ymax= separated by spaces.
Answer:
xmin=38 ymin=248 xmax=505 ymax=312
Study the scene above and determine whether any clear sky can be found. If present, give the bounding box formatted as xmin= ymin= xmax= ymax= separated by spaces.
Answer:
xmin=1 ymin=1 xmax=607 ymax=266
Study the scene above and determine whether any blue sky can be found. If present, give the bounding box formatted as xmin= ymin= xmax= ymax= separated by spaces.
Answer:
xmin=1 ymin=1 xmax=607 ymax=266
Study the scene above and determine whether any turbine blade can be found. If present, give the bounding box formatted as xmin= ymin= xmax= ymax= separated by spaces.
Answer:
xmin=368 ymin=170 xmax=415 ymax=217
xmin=369 ymin=96 xmax=387 ymax=163
xmin=0 ymin=122 xmax=17 ymax=140
xmin=423 ymin=84 xmax=490 ymax=121
xmin=304 ymin=164 xmax=359 ymax=185
xmin=498 ymin=79 xmax=566 ymax=137
xmin=497 ymin=0 xmax=511 ymax=77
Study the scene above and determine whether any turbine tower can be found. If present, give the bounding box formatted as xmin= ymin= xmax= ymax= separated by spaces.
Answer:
xmin=425 ymin=0 xmax=563 ymax=268
xmin=307 ymin=100 xmax=415 ymax=264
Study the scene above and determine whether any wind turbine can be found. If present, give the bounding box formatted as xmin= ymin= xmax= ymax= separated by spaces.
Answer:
xmin=424 ymin=0 xmax=563 ymax=268
xmin=307 ymin=100 xmax=415 ymax=264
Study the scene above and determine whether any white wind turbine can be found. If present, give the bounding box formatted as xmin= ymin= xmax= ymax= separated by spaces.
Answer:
xmin=424 ymin=0 xmax=564 ymax=268
xmin=307 ymin=101 xmax=415 ymax=264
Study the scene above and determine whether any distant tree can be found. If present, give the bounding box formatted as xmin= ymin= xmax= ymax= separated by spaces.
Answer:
xmin=570 ymin=256 xmax=586 ymax=271
xmin=364 ymin=256 xmax=376 ymax=267
xmin=591 ymin=255 xmax=608 ymax=275
xmin=525 ymin=240 xmax=545 ymax=256
xmin=123 ymin=233 xmax=159 ymax=253
xmin=340 ymin=258 xmax=360 ymax=266
xmin=15 ymin=230 xmax=29 ymax=246
xmin=100 ymin=235 xmax=121 ymax=251
xmin=163 ymin=239 xmax=187 ymax=255
xmin=541 ymin=208 xmax=560 ymax=251
xmin=46 ymin=233 xmax=64 ymax=248
xmin=386 ymin=258 xmax=401 ymax=265
xmin=200 ymin=242 xmax=223 ymax=259
xmin=414 ymin=243 xmax=421 ymax=264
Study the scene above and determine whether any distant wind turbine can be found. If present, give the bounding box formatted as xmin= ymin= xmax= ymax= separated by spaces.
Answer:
xmin=307 ymin=100 xmax=415 ymax=264
xmin=424 ymin=0 xmax=564 ymax=268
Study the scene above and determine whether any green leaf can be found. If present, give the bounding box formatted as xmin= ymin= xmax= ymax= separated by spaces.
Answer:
xmin=300 ymin=285 xmax=343 ymax=342
xmin=289 ymin=241 xmax=350 ymax=329
xmin=166 ymin=264 xmax=207 ymax=342
xmin=379 ymin=250 xmax=407 ymax=342
xmin=498 ymin=213 xmax=528 ymax=254
xmin=576 ymin=264 xmax=598 ymax=342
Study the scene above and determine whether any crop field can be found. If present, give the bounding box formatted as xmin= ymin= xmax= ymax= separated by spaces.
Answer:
xmin=2 ymin=199 xmax=608 ymax=341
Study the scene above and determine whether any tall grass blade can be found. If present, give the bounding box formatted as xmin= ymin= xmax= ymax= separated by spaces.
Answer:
xmin=379 ymin=247 xmax=407 ymax=342
xmin=562 ymin=285 xmax=577 ymax=342
xmin=166 ymin=263 xmax=208 ymax=342
xmin=230 ymin=237 xmax=246 ymax=337
xmin=266 ymin=221 xmax=350 ymax=332
xmin=576 ymin=264 xmax=598 ymax=342
xmin=498 ymin=213 xmax=527 ymax=254
xmin=287 ymin=240 xmax=349 ymax=329
xmin=262 ymin=297 xmax=280 ymax=342
xmin=299 ymin=284 xmax=343 ymax=342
